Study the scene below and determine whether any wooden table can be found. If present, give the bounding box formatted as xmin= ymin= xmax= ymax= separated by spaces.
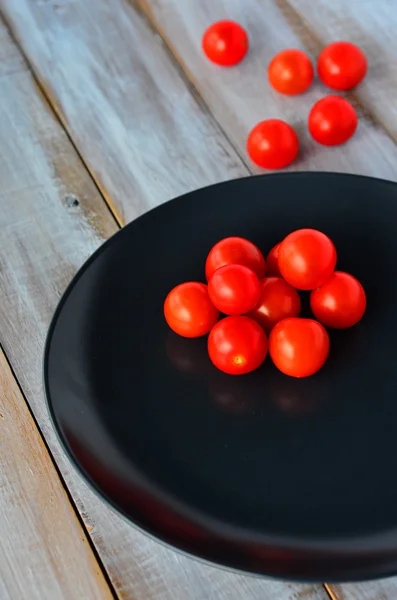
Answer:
xmin=0 ymin=1 xmax=396 ymax=598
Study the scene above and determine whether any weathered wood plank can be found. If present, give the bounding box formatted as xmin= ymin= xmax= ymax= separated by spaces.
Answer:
xmin=138 ymin=0 xmax=397 ymax=182
xmin=287 ymin=0 xmax=397 ymax=142
xmin=0 ymin=11 xmax=328 ymax=600
xmin=0 ymin=349 xmax=114 ymax=600
xmin=0 ymin=0 xmax=248 ymax=225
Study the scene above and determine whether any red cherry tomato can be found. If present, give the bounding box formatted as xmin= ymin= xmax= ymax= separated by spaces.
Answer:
xmin=308 ymin=96 xmax=357 ymax=146
xmin=202 ymin=20 xmax=248 ymax=66
xmin=269 ymin=318 xmax=330 ymax=378
xmin=266 ymin=243 xmax=281 ymax=276
xmin=248 ymin=277 xmax=301 ymax=333
xmin=208 ymin=264 xmax=261 ymax=315
xmin=208 ymin=316 xmax=268 ymax=375
xmin=317 ymin=41 xmax=367 ymax=91
xmin=268 ymin=48 xmax=314 ymax=95
xmin=205 ymin=236 xmax=266 ymax=281
xmin=310 ymin=271 xmax=366 ymax=329
xmin=247 ymin=119 xmax=299 ymax=169
xmin=278 ymin=228 xmax=337 ymax=290
xmin=164 ymin=282 xmax=219 ymax=338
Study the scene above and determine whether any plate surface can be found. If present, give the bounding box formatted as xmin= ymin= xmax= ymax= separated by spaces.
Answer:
xmin=45 ymin=173 xmax=397 ymax=581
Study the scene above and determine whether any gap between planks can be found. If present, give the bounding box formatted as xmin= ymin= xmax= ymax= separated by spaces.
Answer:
xmin=0 ymin=343 xmax=120 ymax=600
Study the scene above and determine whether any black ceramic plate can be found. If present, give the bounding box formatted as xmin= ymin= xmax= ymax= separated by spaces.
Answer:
xmin=45 ymin=173 xmax=397 ymax=582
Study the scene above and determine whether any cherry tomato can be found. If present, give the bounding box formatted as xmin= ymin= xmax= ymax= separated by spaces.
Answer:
xmin=308 ymin=96 xmax=358 ymax=146
xmin=208 ymin=264 xmax=261 ymax=315
xmin=266 ymin=242 xmax=281 ymax=276
xmin=278 ymin=228 xmax=337 ymax=290
xmin=268 ymin=48 xmax=314 ymax=95
xmin=317 ymin=41 xmax=367 ymax=91
xmin=310 ymin=271 xmax=366 ymax=329
xmin=164 ymin=282 xmax=219 ymax=338
xmin=202 ymin=20 xmax=248 ymax=66
xmin=269 ymin=318 xmax=330 ymax=378
xmin=208 ymin=316 xmax=268 ymax=375
xmin=248 ymin=277 xmax=301 ymax=333
xmin=247 ymin=119 xmax=299 ymax=169
xmin=205 ymin=236 xmax=266 ymax=281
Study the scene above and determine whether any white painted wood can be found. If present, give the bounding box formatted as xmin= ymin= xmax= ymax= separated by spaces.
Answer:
xmin=139 ymin=0 xmax=397 ymax=182
xmin=0 ymin=13 xmax=328 ymax=600
xmin=0 ymin=349 xmax=113 ymax=600
xmin=0 ymin=0 xmax=248 ymax=225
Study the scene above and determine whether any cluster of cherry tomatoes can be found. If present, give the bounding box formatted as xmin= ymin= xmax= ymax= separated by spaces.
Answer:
xmin=202 ymin=20 xmax=367 ymax=169
xmin=164 ymin=231 xmax=366 ymax=378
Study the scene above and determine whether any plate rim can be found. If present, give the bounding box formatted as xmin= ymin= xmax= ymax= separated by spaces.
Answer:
xmin=43 ymin=171 xmax=397 ymax=582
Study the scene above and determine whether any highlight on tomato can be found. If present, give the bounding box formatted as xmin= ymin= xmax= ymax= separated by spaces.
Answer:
xmin=208 ymin=315 xmax=268 ymax=375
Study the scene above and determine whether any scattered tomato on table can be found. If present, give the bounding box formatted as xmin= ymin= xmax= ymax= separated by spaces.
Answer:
xmin=268 ymin=48 xmax=314 ymax=95
xmin=317 ymin=41 xmax=367 ymax=91
xmin=202 ymin=20 xmax=248 ymax=66
xmin=308 ymin=96 xmax=358 ymax=146
xmin=247 ymin=119 xmax=299 ymax=169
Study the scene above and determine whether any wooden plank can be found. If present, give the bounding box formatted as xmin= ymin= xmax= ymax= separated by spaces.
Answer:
xmin=0 ymin=0 xmax=248 ymax=225
xmin=135 ymin=0 xmax=397 ymax=182
xmin=286 ymin=0 xmax=397 ymax=142
xmin=0 ymin=11 xmax=328 ymax=600
xmin=0 ymin=349 xmax=113 ymax=600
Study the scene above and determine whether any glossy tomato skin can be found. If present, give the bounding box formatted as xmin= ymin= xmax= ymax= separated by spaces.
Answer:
xmin=310 ymin=271 xmax=366 ymax=329
xmin=278 ymin=228 xmax=337 ymax=290
xmin=308 ymin=96 xmax=358 ymax=146
xmin=266 ymin=242 xmax=281 ymax=276
xmin=164 ymin=282 xmax=219 ymax=338
xmin=202 ymin=20 xmax=248 ymax=66
xmin=268 ymin=49 xmax=314 ymax=95
xmin=317 ymin=41 xmax=367 ymax=90
xmin=248 ymin=277 xmax=301 ymax=333
xmin=208 ymin=316 xmax=268 ymax=375
xmin=208 ymin=264 xmax=261 ymax=315
xmin=269 ymin=318 xmax=330 ymax=378
xmin=205 ymin=236 xmax=266 ymax=281
xmin=247 ymin=119 xmax=299 ymax=169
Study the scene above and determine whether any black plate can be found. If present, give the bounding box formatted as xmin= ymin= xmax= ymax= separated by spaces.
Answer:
xmin=45 ymin=173 xmax=397 ymax=582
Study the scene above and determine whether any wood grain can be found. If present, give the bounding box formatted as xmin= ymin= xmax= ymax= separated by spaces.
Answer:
xmin=0 ymin=0 xmax=248 ymax=226
xmin=0 ymin=349 xmax=113 ymax=600
xmin=137 ymin=0 xmax=397 ymax=182
xmin=0 ymin=11 xmax=328 ymax=600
